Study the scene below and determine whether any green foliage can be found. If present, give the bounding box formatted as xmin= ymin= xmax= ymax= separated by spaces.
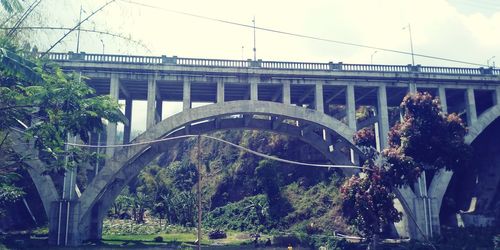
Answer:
xmin=204 ymin=194 xmax=274 ymax=232
xmin=0 ymin=0 xmax=22 ymax=14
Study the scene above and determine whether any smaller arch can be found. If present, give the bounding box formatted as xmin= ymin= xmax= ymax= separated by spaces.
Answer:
xmin=9 ymin=131 xmax=60 ymax=218
xmin=465 ymin=104 xmax=500 ymax=144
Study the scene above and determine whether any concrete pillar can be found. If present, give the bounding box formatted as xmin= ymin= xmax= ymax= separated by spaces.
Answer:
xmin=438 ymin=87 xmax=448 ymax=113
xmin=346 ymin=85 xmax=356 ymax=129
xmin=123 ymin=98 xmax=132 ymax=143
xmin=466 ymin=87 xmax=477 ymax=125
xmin=409 ymin=82 xmax=417 ymax=94
xmin=346 ymin=84 xmax=357 ymax=164
xmin=315 ymin=82 xmax=324 ymax=113
xmin=106 ymin=74 xmax=119 ymax=157
xmin=156 ymin=99 xmax=162 ymax=123
xmin=282 ymin=81 xmax=291 ymax=105
xmin=217 ymin=79 xmax=224 ymax=103
xmin=146 ymin=77 xmax=157 ymax=129
xmin=494 ymin=87 xmax=500 ymax=106
xmin=183 ymin=78 xmax=191 ymax=110
xmin=377 ymin=85 xmax=389 ymax=149
xmin=250 ymin=77 xmax=258 ymax=101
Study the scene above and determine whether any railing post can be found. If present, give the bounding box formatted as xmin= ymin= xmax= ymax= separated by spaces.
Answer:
xmin=479 ymin=67 xmax=493 ymax=75
xmin=69 ymin=52 xmax=85 ymax=61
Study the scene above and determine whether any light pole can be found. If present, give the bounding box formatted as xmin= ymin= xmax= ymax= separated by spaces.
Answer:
xmin=487 ymin=56 xmax=495 ymax=68
xmin=252 ymin=16 xmax=256 ymax=61
xmin=371 ymin=50 xmax=378 ymax=64
xmin=76 ymin=5 xmax=84 ymax=53
xmin=100 ymin=39 xmax=105 ymax=54
xmin=403 ymin=24 xmax=415 ymax=66
xmin=241 ymin=46 xmax=244 ymax=60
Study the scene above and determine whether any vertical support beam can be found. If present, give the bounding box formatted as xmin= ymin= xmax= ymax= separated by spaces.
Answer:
xmin=315 ymin=82 xmax=324 ymax=113
xmin=146 ymin=77 xmax=157 ymax=129
xmin=217 ymin=79 xmax=224 ymax=103
xmin=409 ymin=82 xmax=417 ymax=94
xmin=466 ymin=87 xmax=477 ymax=125
xmin=494 ymin=86 xmax=500 ymax=106
xmin=183 ymin=78 xmax=191 ymax=110
xmin=346 ymin=85 xmax=356 ymax=130
xmin=106 ymin=74 xmax=119 ymax=157
xmin=438 ymin=87 xmax=448 ymax=113
xmin=123 ymin=98 xmax=132 ymax=143
xmin=156 ymin=99 xmax=162 ymax=123
xmin=282 ymin=80 xmax=291 ymax=105
xmin=250 ymin=76 xmax=258 ymax=101
xmin=377 ymin=85 xmax=389 ymax=150
xmin=346 ymin=84 xmax=357 ymax=164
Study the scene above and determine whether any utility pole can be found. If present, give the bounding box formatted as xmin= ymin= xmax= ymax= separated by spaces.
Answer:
xmin=404 ymin=23 xmax=415 ymax=66
xmin=196 ymin=136 xmax=202 ymax=250
xmin=76 ymin=5 xmax=83 ymax=53
xmin=252 ymin=16 xmax=256 ymax=61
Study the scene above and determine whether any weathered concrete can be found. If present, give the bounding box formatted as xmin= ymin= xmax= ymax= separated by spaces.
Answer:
xmin=22 ymin=53 xmax=500 ymax=246
xmin=466 ymin=88 xmax=478 ymax=125
xmin=106 ymin=74 xmax=119 ymax=156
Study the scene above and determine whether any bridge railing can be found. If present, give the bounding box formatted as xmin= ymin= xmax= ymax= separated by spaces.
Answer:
xmin=44 ymin=52 xmax=500 ymax=76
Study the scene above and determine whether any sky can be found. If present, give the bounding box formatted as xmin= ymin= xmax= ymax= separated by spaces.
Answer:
xmin=17 ymin=0 xmax=500 ymax=134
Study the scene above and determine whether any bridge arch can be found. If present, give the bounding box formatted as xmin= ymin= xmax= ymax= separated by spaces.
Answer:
xmin=431 ymin=104 xmax=500 ymax=229
xmin=465 ymin=104 xmax=500 ymax=144
xmin=74 ymin=100 xmax=362 ymax=241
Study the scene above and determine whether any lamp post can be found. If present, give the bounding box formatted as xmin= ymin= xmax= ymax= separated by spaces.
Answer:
xmin=252 ymin=17 xmax=256 ymax=61
xmin=487 ymin=56 xmax=495 ymax=68
xmin=371 ymin=50 xmax=378 ymax=64
xmin=403 ymin=24 xmax=415 ymax=66
xmin=100 ymin=39 xmax=105 ymax=54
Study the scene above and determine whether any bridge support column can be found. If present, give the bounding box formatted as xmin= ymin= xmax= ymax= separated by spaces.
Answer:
xmin=438 ymin=87 xmax=448 ymax=113
xmin=376 ymin=85 xmax=389 ymax=150
xmin=494 ymin=86 xmax=500 ymax=106
xmin=250 ymin=77 xmax=258 ymax=101
xmin=346 ymin=85 xmax=358 ymax=165
xmin=106 ymin=74 xmax=119 ymax=157
xmin=217 ymin=79 xmax=224 ymax=103
xmin=123 ymin=98 xmax=132 ymax=143
xmin=315 ymin=82 xmax=324 ymax=113
xmin=183 ymin=78 xmax=191 ymax=110
xmin=466 ymin=88 xmax=477 ymax=125
xmin=282 ymin=81 xmax=291 ymax=105
xmin=147 ymin=76 xmax=159 ymax=129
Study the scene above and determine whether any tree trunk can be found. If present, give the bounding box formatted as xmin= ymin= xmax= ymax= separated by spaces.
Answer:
xmin=367 ymin=234 xmax=379 ymax=250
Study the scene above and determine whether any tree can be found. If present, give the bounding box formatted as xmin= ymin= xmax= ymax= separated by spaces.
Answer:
xmin=0 ymin=31 xmax=125 ymax=217
xmin=340 ymin=92 xmax=471 ymax=249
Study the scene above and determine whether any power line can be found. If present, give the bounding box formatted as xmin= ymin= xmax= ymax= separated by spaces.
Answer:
xmin=119 ymin=0 xmax=488 ymax=67
xmin=65 ymin=134 xmax=369 ymax=171
xmin=0 ymin=26 xmax=151 ymax=52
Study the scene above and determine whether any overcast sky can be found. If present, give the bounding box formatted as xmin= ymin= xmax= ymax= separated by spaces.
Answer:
xmin=26 ymin=0 xmax=500 ymax=133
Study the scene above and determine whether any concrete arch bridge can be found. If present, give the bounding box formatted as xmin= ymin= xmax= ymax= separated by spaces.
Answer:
xmin=16 ymin=52 xmax=500 ymax=245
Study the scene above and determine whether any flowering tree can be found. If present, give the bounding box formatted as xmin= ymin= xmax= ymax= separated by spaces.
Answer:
xmin=340 ymin=92 xmax=471 ymax=249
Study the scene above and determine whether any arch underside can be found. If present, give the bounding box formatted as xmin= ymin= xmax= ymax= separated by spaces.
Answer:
xmin=438 ymin=104 xmax=500 ymax=225
xmin=76 ymin=100 xmax=361 ymax=238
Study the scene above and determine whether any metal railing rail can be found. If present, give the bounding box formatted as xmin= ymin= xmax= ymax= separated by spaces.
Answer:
xmin=42 ymin=52 xmax=500 ymax=76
